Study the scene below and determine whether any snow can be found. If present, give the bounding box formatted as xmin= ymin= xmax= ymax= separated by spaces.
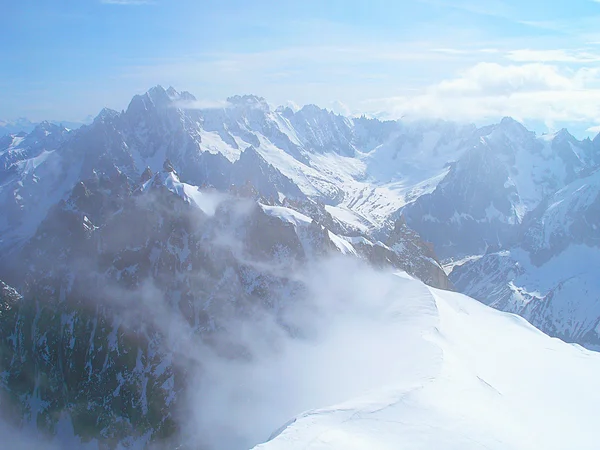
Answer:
xmin=483 ymin=124 xmax=573 ymax=215
xmin=363 ymin=128 xmax=464 ymax=186
xmin=255 ymin=136 xmax=339 ymax=199
xmin=442 ymin=254 xmax=483 ymax=275
xmin=176 ymin=107 xmax=471 ymax=224
xmin=254 ymin=273 xmax=600 ymax=450
xmin=15 ymin=150 xmax=54 ymax=175
xmin=9 ymin=135 xmax=25 ymax=149
xmin=536 ymin=168 xmax=600 ymax=247
xmin=511 ymin=246 xmax=600 ymax=338
xmin=141 ymin=171 xmax=188 ymax=201
xmin=327 ymin=231 xmax=357 ymax=256
xmin=199 ymin=130 xmax=242 ymax=162
xmin=182 ymin=183 xmax=224 ymax=216
xmin=0 ymin=148 xmax=84 ymax=250
xmin=260 ymin=204 xmax=313 ymax=228
xmin=343 ymin=235 xmax=376 ymax=247
xmin=324 ymin=205 xmax=371 ymax=232
xmin=140 ymin=172 xmax=226 ymax=217
xmin=5 ymin=88 xmax=600 ymax=449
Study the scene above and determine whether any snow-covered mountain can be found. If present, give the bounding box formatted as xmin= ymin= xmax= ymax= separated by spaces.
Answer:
xmin=0 ymin=87 xmax=456 ymax=447
xmin=0 ymin=117 xmax=89 ymax=137
xmin=0 ymin=118 xmax=38 ymax=136
xmin=1 ymin=85 xmax=600 ymax=448
xmin=254 ymin=272 xmax=600 ymax=450
xmin=2 ymin=85 xmax=600 ymax=350
xmin=389 ymin=117 xmax=600 ymax=351
xmin=0 ymin=86 xmax=450 ymax=287
xmin=450 ymin=166 xmax=600 ymax=349
xmin=403 ymin=118 xmax=600 ymax=258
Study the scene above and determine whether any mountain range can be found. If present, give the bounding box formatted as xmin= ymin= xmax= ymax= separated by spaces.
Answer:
xmin=1 ymin=85 xmax=599 ymax=448
xmin=0 ymin=117 xmax=91 ymax=137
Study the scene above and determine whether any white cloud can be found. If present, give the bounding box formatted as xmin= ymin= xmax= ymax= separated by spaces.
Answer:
xmin=586 ymin=125 xmax=600 ymax=134
xmin=280 ymin=100 xmax=300 ymax=112
xmin=328 ymin=100 xmax=352 ymax=116
xmin=436 ymin=62 xmax=578 ymax=95
xmin=178 ymin=257 xmax=436 ymax=449
xmin=364 ymin=62 xmax=600 ymax=128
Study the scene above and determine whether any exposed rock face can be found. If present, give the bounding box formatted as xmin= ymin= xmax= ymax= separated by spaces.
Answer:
xmin=404 ymin=142 xmax=520 ymax=258
xmin=0 ymin=172 xmax=314 ymax=447
xmin=2 ymin=87 xmax=598 ymax=447
xmin=350 ymin=217 xmax=450 ymax=290
xmin=403 ymin=119 xmax=600 ymax=259
xmin=450 ymin=167 xmax=600 ymax=350
xmin=0 ymin=160 xmax=449 ymax=447
xmin=0 ymin=86 xmax=518 ymax=448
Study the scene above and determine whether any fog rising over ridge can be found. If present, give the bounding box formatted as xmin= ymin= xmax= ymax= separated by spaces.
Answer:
xmin=3 ymin=1 xmax=600 ymax=448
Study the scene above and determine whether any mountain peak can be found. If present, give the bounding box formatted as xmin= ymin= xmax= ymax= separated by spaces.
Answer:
xmin=164 ymin=87 xmax=197 ymax=104
xmin=179 ymin=90 xmax=197 ymax=102
xmin=163 ymin=158 xmax=176 ymax=173
xmin=146 ymin=85 xmax=171 ymax=106
xmin=498 ymin=116 xmax=527 ymax=131
xmin=276 ymin=100 xmax=300 ymax=114
xmin=494 ymin=116 xmax=531 ymax=141
xmin=553 ymin=127 xmax=575 ymax=141
xmin=31 ymin=120 xmax=63 ymax=136
xmin=125 ymin=86 xmax=173 ymax=117
xmin=299 ymin=104 xmax=327 ymax=115
xmin=166 ymin=86 xmax=178 ymax=99
xmin=94 ymin=107 xmax=120 ymax=124
xmin=226 ymin=94 xmax=270 ymax=112
xmin=148 ymin=84 xmax=166 ymax=95
xmin=499 ymin=116 xmax=519 ymax=125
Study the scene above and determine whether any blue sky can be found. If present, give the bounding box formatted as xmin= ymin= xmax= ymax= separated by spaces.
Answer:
xmin=3 ymin=0 xmax=600 ymax=136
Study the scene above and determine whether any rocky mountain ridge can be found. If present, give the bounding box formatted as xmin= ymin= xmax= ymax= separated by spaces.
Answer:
xmin=1 ymin=85 xmax=600 ymax=447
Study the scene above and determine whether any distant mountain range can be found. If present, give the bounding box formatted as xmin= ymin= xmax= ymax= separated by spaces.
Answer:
xmin=0 ymin=117 xmax=91 ymax=136
xmin=1 ymin=85 xmax=600 ymax=448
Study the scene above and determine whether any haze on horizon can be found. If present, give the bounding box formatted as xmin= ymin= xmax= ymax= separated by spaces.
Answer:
xmin=3 ymin=0 xmax=600 ymax=137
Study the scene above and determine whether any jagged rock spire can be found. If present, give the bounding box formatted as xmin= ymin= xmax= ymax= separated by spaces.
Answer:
xmin=140 ymin=166 xmax=153 ymax=183
xmin=163 ymin=159 xmax=175 ymax=173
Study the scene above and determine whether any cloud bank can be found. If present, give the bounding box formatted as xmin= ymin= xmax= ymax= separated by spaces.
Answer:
xmin=365 ymin=62 xmax=600 ymax=129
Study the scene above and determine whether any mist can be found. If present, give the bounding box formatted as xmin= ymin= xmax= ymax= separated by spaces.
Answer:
xmin=163 ymin=258 xmax=437 ymax=449
xmin=0 ymin=421 xmax=59 ymax=450
xmin=0 ymin=182 xmax=439 ymax=450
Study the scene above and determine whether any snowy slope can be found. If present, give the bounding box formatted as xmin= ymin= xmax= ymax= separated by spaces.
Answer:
xmin=254 ymin=273 xmax=600 ymax=450
xmin=403 ymin=118 xmax=600 ymax=258
xmin=2 ymin=84 xmax=600 ymax=348
xmin=0 ymin=87 xmax=486 ymax=252
xmin=523 ymin=167 xmax=600 ymax=259
xmin=2 ymin=86 xmax=600 ymax=449
xmin=3 ymin=88 xmax=597 ymax=250
xmin=451 ymin=168 xmax=600 ymax=348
